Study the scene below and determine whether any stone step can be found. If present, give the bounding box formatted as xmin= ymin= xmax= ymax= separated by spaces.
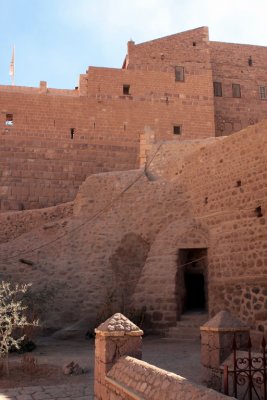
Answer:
xmin=164 ymin=312 xmax=208 ymax=340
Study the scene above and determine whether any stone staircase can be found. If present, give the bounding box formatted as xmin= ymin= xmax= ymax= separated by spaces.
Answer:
xmin=164 ymin=312 xmax=209 ymax=341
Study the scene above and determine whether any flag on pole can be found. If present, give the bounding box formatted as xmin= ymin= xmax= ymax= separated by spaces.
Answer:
xmin=9 ymin=46 xmax=15 ymax=85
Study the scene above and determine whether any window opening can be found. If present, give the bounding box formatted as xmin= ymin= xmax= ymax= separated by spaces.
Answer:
xmin=175 ymin=66 xmax=184 ymax=82
xmin=173 ymin=125 xmax=182 ymax=135
xmin=213 ymin=82 xmax=222 ymax=97
xmin=5 ymin=114 xmax=13 ymax=126
xmin=259 ymin=86 xmax=267 ymax=100
xmin=70 ymin=128 xmax=75 ymax=139
xmin=232 ymin=84 xmax=241 ymax=98
xmin=248 ymin=56 xmax=253 ymax=66
xmin=123 ymin=84 xmax=130 ymax=95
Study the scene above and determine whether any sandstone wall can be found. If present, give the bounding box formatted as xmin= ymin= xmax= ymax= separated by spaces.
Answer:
xmin=140 ymin=120 xmax=267 ymax=335
xmin=0 ymin=27 xmax=216 ymax=212
xmin=1 ymin=122 xmax=266 ymax=337
xmin=210 ymin=41 xmax=267 ymax=136
xmin=0 ymin=87 xmax=139 ymax=211
xmin=105 ymin=356 xmax=231 ymax=400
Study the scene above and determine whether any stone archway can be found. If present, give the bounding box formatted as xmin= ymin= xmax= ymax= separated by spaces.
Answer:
xmin=132 ymin=219 xmax=209 ymax=331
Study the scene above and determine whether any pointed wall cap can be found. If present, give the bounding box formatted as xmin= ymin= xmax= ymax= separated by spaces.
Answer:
xmin=95 ymin=313 xmax=144 ymax=337
xmin=200 ymin=310 xmax=249 ymax=332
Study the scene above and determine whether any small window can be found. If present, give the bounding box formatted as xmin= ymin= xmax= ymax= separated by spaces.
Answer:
xmin=5 ymin=114 xmax=13 ymax=126
xmin=173 ymin=125 xmax=182 ymax=135
xmin=213 ymin=82 xmax=222 ymax=97
xmin=232 ymin=84 xmax=241 ymax=98
xmin=175 ymin=66 xmax=184 ymax=82
xmin=259 ymin=86 xmax=267 ymax=100
xmin=123 ymin=84 xmax=130 ymax=95
xmin=70 ymin=128 xmax=75 ymax=139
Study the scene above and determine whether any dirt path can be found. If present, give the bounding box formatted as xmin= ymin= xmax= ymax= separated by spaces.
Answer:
xmin=0 ymin=336 xmax=202 ymax=399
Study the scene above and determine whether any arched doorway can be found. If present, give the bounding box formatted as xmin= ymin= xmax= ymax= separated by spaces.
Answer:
xmin=178 ymin=248 xmax=207 ymax=315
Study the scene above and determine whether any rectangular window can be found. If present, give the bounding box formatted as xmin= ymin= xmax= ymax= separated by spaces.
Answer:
xmin=175 ymin=66 xmax=184 ymax=82
xmin=123 ymin=84 xmax=130 ymax=95
xmin=5 ymin=114 xmax=13 ymax=126
xmin=232 ymin=83 xmax=241 ymax=98
xmin=173 ymin=125 xmax=182 ymax=135
xmin=259 ymin=86 xmax=267 ymax=100
xmin=213 ymin=82 xmax=222 ymax=97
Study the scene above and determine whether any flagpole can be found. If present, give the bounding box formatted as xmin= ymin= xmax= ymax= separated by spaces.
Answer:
xmin=9 ymin=45 xmax=15 ymax=86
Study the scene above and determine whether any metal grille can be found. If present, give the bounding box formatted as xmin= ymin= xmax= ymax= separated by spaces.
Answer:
xmin=224 ymin=335 xmax=267 ymax=400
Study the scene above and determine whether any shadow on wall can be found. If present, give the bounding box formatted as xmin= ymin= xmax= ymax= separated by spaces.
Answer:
xmin=107 ymin=233 xmax=150 ymax=323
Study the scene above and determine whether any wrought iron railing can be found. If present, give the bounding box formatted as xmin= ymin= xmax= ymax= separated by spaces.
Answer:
xmin=224 ymin=335 xmax=267 ymax=400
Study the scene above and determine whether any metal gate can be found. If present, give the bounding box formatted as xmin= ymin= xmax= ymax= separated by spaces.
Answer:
xmin=224 ymin=335 xmax=267 ymax=400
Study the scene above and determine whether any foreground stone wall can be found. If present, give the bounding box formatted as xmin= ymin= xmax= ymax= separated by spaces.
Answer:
xmin=106 ymin=357 xmax=231 ymax=400
xmin=94 ymin=313 xmax=232 ymax=400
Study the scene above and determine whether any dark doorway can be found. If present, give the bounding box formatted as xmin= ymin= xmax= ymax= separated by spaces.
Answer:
xmin=177 ymin=248 xmax=207 ymax=314
xmin=184 ymin=272 xmax=205 ymax=310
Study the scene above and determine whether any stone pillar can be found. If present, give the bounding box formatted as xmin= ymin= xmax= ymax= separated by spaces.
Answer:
xmin=200 ymin=310 xmax=249 ymax=390
xmin=94 ymin=313 xmax=143 ymax=400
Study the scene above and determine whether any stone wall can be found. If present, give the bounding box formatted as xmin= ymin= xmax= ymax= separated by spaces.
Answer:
xmin=139 ymin=120 xmax=267 ymax=335
xmin=0 ymin=121 xmax=267 ymax=336
xmin=106 ymin=356 xmax=231 ymax=400
xmin=210 ymin=41 xmax=267 ymax=136
xmin=0 ymin=27 xmax=216 ymax=212
xmin=94 ymin=313 xmax=232 ymax=400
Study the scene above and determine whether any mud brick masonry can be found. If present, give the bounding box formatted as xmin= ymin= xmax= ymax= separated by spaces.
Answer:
xmin=0 ymin=27 xmax=267 ymax=342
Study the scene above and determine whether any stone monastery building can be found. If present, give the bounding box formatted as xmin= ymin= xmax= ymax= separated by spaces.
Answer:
xmin=0 ymin=27 xmax=267 ymax=339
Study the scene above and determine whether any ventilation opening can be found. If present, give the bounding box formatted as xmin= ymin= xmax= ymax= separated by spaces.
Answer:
xmin=6 ymin=114 xmax=13 ymax=126
xmin=70 ymin=128 xmax=75 ymax=139
xmin=173 ymin=125 xmax=182 ymax=135
xmin=255 ymin=206 xmax=263 ymax=218
xmin=248 ymin=56 xmax=253 ymax=66
xmin=123 ymin=84 xmax=130 ymax=95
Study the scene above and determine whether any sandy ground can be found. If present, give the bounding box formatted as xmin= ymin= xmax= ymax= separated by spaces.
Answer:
xmin=0 ymin=336 xmax=202 ymax=391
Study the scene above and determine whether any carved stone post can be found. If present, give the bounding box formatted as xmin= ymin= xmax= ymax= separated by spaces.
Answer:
xmin=94 ymin=313 xmax=143 ymax=400
xmin=200 ymin=310 xmax=249 ymax=390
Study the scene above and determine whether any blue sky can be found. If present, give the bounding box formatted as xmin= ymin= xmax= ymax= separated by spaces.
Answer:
xmin=0 ymin=0 xmax=266 ymax=89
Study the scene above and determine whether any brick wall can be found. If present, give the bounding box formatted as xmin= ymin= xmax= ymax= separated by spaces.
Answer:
xmin=0 ymin=27 xmax=216 ymax=211
xmin=210 ymin=41 xmax=267 ymax=136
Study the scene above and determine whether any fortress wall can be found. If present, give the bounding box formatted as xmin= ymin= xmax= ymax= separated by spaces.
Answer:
xmin=0 ymin=90 xmax=141 ymax=211
xmin=0 ymin=122 xmax=267 ymax=334
xmin=0 ymin=170 xmax=190 ymax=331
xmin=0 ymin=202 xmax=73 ymax=245
xmin=178 ymin=121 xmax=267 ymax=333
xmin=127 ymin=26 xmax=210 ymax=71
xmin=0 ymin=48 xmax=215 ymax=212
xmin=85 ymin=66 xmax=215 ymax=141
xmin=210 ymin=41 xmax=267 ymax=136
